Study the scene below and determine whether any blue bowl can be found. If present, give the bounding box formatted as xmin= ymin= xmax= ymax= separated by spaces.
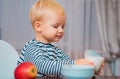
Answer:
xmin=61 ymin=65 xmax=94 ymax=79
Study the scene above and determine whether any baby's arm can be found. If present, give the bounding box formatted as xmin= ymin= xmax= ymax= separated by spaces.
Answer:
xmin=24 ymin=48 xmax=74 ymax=76
xmin=75 ymin=59 xmax=94 ymax=66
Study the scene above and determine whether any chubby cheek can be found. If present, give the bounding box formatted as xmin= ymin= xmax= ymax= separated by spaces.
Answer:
xmin=46 ymin=31 xmax=57 ymax=37
xmin=43 ymin=32 xmax=56 ymax=41
xmin=44 ymin=29 xmax=63 ymax=42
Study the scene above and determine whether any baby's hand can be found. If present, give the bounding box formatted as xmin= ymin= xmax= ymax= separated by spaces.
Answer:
xmin=75 ymin=59 xmax=94 ymax=66
xmin=95 ymin=63 xmax=104 ymax=75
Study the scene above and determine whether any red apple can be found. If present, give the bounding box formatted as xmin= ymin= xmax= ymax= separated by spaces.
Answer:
xmin=14 ymin=62 xmax=37 ymax=79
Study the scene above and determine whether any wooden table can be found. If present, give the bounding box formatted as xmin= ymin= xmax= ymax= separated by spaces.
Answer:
xmin=36 ymin=75 xmax=120 ymax=79
xmin=93 ymin=75 xmax=120 ymax=79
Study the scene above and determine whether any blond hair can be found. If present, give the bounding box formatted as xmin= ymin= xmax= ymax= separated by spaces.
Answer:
xmin=29 ymin=0 xmax=65 ymax=27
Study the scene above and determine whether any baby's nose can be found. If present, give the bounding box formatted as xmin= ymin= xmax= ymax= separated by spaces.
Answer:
xmin=58 ymin=27 xmax=64 ymax=33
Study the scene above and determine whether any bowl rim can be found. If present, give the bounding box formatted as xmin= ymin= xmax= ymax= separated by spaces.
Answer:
xmin=62 ymin=64 xmax=95 ymax=70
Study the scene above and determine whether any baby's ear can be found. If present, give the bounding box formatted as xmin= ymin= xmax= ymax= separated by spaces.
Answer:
xmin=34 ymin=21 xmax=41 ymax=32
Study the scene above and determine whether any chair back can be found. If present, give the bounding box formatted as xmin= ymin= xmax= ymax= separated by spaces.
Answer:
xmin=0 ymin=40 xmax=19 ymax=79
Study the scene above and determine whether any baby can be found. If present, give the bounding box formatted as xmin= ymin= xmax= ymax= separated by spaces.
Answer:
xmin=18 ymin=0 xmax=94 ymax=76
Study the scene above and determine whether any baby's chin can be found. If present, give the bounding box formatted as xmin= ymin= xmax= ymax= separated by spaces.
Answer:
xmin=52 ymin=39 xmax=61 ymax=42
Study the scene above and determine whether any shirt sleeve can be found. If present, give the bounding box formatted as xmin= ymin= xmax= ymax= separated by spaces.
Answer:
xmin=23 ymin=46 xmax=74 ymax=75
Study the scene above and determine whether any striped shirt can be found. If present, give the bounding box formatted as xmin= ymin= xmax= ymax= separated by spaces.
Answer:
xmin=18 ymin=39 xmax=74 ymax=75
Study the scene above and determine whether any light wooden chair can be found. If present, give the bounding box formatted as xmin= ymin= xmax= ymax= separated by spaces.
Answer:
xmin=0 ymin=40 xmax=19 ymax=79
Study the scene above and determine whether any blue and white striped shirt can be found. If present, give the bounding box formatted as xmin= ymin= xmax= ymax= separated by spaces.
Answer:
xmin=18 ymin=39 xmax=74 ymax=75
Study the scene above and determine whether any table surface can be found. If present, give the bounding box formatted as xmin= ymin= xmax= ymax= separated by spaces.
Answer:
xmin=35 ymin=75 xmax=120 ymax=79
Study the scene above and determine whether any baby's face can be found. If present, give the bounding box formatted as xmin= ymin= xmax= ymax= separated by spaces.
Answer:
xmin=39 ymin=9 xmax=66 ymax=43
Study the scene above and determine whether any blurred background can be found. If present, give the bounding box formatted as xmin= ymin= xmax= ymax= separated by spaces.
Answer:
xmin=0 ymin=0 xmax=120 ymax=76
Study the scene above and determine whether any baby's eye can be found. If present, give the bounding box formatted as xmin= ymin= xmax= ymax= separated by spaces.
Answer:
xmin=53 ymin=25 xmax=58 ymax=28
xmin=62 ymin=25 xmax=65 ymax=29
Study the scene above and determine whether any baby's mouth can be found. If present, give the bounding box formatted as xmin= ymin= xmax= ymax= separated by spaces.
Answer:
xmin=56 ymin=35 xmax=63 ymax=39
